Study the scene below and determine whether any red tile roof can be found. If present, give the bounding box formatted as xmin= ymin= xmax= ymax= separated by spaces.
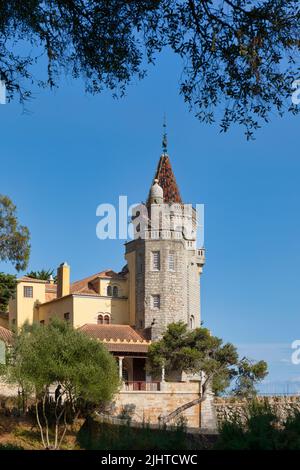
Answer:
xmin=79 ymin=324 xmax=147 ymax=342
xmin=148 ymin=154 xmax=182 ymax=204
xmin=0 ymin=326 xmax=12 ymax=345
xmin=18 ymin=276 xmax=48 ymax=284
xmin=79 ymin=324 xmax=150 ymax=354
xmin=70 ymin=269 xmax=125 ymax=296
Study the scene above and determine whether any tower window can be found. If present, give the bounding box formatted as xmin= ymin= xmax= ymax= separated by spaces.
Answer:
xmin=104 ymin=314 xmax=111 ymax=324
xmin=152 ymin=294 xmax=160 ymax=309
xmin=113 ymin=286 xmax=118 ymax=297
xmin=107 ymin=285 xmax=112 ymax=296
xmin=152 ymin=251 xmax=160 ymax=271
xmin=189 ymin=315 xmax=195 ymax=329
xmin=168 ymin=252 xmax=175 ymax=271
xmin=24 ymin=286 xmax=33 ymax=298
xmin=97 ymin=314 xmax=103 ymax=324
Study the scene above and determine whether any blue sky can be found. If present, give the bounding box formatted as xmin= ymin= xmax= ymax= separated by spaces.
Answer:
xmin=0 ymin=50 xmax=300 ymax=392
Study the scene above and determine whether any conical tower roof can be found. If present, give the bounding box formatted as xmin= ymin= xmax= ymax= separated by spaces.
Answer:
xmin=147 ymin=154 xmax=182 ymax=204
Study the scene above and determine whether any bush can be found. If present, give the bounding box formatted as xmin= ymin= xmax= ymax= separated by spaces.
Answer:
xmin=77 ymin=418 xmax=188 ymax=450
xmin=215 ymin=399 xmax=300 ymax=450
xmin=0 ymin=443 xmax=24 ymax=450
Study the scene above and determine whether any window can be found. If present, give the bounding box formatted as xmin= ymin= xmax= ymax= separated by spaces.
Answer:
xmin=40 ymin=320 xmax=45 ymax=326
xmin=189 ymin=315 xmax=195 ymax=329
xmin=107 ymin=285 xmax=112 ymax=296
xmin=113 ymin=286 xmax=118 ymax=297
xmin=168 ymin=252 xmax=175 ymax=271
xmin=97 ymin=314 xmax=104 ymax=324
xmin=137 ymin=254 xmax=143 ymax=273
xmin=104 ymin=314 xmax=110 ymax=325
xmin=152 ymin=294 xmax=160 ymax=309
xmin=152 ymin=251 xmax=160 ymax=271
xmin=24 ymin=286 xmax=33 ymax=298
xmin=64 ymin=312 xmax=70 ymax=322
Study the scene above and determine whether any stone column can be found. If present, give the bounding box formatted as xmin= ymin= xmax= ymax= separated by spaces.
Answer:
xmin=118 ymin=356 xmax=124 ymax=380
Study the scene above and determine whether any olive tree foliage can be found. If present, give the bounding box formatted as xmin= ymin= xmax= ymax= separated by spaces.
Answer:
xmin=148 ymin=322 xmax=268 ymax=399
xmin=1 ymin=1 xmax=300 ymax=138
xmin=5 ymin=319 xmax=120 ymax=449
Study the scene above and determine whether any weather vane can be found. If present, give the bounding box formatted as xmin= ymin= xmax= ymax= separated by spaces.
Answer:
xmin=162 ymin=114 xmax=168 ymax=154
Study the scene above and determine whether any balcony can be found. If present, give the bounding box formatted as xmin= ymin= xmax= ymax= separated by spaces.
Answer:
xmin=123 ymin=381 xmax=161 ymax=391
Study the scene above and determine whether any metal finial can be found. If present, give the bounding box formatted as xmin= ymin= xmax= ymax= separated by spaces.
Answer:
xmin=162 ymin=114 xmax=168 ymax=154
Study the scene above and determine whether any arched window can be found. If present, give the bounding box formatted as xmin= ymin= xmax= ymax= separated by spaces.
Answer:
xmin=113 ymin=286 xmax=118 ymax=297
xmin=107 ymin=285 xmax=112 ymax=296
xmin=104 ymin=314 xmax=110 ymax=325
xmin=189 ymin=315 xmax=195 ymax=329
xmin=97 ymin=314 xmax=104 ymax=325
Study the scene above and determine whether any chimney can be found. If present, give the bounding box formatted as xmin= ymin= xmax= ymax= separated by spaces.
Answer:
xmin=57 ymin=262 xmax=70 ymax=298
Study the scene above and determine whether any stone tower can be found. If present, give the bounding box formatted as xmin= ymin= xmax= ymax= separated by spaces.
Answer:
xmin=125 ymin=151 xmax=205 ymax=340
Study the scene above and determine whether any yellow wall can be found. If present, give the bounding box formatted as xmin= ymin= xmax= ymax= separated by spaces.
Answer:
xmin=38 ymin=296 xmax=74 ymax=324
xmin=99 ymin=278 xmax=128 ymax=298
xmin=125 ymin=251 xmax=136 ymax=326
xmin=9 ymin=280 xmax=46 ymax=329
xmin=73 ymin=295 xmax=129 ymax=329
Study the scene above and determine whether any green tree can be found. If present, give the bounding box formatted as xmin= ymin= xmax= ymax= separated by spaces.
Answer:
xmin=0 ymin=273 xmax=16 ymax=312
xmin=148 ymin=322 xmax=268 ymax=421
xmin=0 ymin=195 xmax=30 ymax=271
xmin=0 ymin=195 xmax=30 ymax=311
xmin=5 ymin=319 xmax=120 ymax=449
xmin=26 ymin=269 xmax=55 ymax=281
xmin=1 ymin=1 xmax=299 ymax=137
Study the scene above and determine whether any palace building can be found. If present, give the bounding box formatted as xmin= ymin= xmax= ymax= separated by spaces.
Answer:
xmin=1 ymin=144 xmax=216 ymax=429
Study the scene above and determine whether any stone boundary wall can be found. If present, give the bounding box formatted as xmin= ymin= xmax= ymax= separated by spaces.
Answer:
xmin=215 ymin=396 xmax=300 ymax=425
xmin=113 ymin=384 xmax=201 ymax=428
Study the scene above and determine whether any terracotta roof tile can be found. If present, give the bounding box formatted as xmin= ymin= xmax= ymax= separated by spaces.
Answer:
xmin=79 ymin=324 xmax=147 ymax=342
xmin=0 ymin=326 xmax=12 ymax=345
xmin=147 ymin=154 xmax=182 ymax=204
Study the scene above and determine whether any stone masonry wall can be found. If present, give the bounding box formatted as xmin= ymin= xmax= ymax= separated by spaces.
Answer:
xmin=113 ymin=382 xmax=201 ymax=428
xmin=215 ymin=396 xmax=300 ymax=425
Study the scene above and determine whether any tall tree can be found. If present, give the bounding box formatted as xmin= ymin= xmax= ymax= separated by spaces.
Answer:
xmin=0 ymin=195 xmax=30 ymax=271
xmin=0 ymin=273 xmax=16 ymax=312
xmin=148 ymin=322 xmax=268 ymax=422
xmin=0 ymin=1 xmax=299 ymax=137
xmin=4 ymin=319 xmax=120 ymax=449
xmin=0 ymin=195 xmax=30 ymax=311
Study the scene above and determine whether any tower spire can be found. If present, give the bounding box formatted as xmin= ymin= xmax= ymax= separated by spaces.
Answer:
xmin=162 ymin=114 xmax=168 ymax=155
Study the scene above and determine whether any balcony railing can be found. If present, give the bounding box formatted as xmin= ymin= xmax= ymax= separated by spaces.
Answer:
xmin=123 ymin=381 xmax=161 ymax=391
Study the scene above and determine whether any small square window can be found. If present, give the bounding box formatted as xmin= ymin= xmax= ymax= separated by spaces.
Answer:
xmin=64 ymin=312 xmax=70 ymax=322
xmin=24 ymin=286 xmax=33 ymax=298
xmin=152 ymin=295 xmax=160 ymax=309
xmin=152 ymin=251 xmax=160 ymax=271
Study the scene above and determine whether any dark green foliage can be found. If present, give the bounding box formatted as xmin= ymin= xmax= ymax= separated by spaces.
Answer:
xmin=216 ymin=400 xmax=300 ymax=450
xmin=148 ymin=322 xmax=268 ymax=398
xmin=0 ymin=195 xmax=30 ymax=271
xmin=0 ymin=443 xmax=24 ymax=450
xmin=77 ymin=419 xmax=188 ymax=450
xmin=26 ymin=269 xmax=55 ymax=281
xmin=0 ymin=1 xmax=300 ymax=136
xmin=0 ymin=273 xmax=16 ymax=312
